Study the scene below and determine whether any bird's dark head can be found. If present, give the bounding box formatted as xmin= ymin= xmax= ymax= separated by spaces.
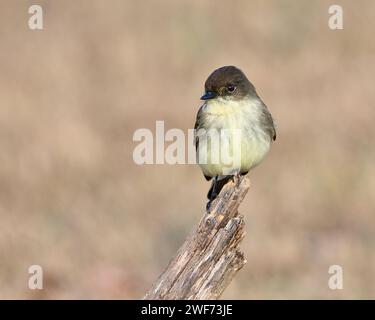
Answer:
xmin=201 ymin=66 xmax=257 ymax=101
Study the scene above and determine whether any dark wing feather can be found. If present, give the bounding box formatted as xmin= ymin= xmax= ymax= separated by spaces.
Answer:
xmin=194 ymin=106 xmax=204 ymax=151
xmin=194 ymin=106 xmax=212 ymax=181
xmin=259 ymin=101 xmax=277 ymax=141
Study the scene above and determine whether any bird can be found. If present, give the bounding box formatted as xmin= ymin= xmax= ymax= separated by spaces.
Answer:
xmin=194 ymin=66 xmax=276 ymax=209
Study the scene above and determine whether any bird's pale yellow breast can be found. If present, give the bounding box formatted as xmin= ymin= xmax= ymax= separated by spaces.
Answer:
xmin=196 ymin=97 xmax=271 ymax=177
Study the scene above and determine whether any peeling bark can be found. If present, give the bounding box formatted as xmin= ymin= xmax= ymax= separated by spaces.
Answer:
xmin=144 ymin=176 xmax=250 ymax=300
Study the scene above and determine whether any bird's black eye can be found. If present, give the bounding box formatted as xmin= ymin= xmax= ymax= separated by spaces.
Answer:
xmin=227 ymin=85 xmax=236 ymax=93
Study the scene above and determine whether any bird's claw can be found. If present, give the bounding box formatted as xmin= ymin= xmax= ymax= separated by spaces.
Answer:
xmin=231 ymin=172 xmax=241 ymax=186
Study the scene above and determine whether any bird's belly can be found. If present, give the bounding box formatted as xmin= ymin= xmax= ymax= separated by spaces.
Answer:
xmin=197 ymin=126 xmax=271 ymax=177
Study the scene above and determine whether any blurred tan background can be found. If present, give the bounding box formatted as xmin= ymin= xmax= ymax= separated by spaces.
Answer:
xmin=0 ymin=0 xmax=374 ymax=299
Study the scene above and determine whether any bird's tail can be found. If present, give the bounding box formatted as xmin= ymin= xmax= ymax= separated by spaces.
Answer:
xmin=207 ymin=176 xmax=233 ymax=200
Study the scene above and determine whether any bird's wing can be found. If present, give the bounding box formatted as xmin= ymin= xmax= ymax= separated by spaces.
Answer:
xmin=194 ymin=106 xmax=212 ymax=181
xmin=260 ymin=102 xmax=277 ymax=141
xmin=194 ymin=105 xmax=205 ymax=151
xmin=268 ymin=113 xmax=277 ymax=141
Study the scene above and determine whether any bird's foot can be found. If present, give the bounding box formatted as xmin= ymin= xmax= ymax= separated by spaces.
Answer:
xmin=231 ymin=172 xmax=242 ymax=186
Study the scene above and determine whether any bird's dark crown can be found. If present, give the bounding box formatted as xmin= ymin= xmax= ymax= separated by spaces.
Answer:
xmin=202 ymin=66 xmax=257 ymax=101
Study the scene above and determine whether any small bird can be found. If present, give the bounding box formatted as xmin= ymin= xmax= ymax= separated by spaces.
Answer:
xmin=194 ymin=66 xmax=276 ymax=209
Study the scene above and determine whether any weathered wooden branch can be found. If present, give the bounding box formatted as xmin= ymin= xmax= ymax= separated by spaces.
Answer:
xmin=144 ymin=176 xmax=250 ymax=300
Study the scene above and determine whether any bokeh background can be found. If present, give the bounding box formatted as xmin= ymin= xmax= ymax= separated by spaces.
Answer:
xmin=0 ymin=0 xmax=374 ymax=299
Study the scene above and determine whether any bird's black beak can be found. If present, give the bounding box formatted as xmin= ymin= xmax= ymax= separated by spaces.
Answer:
xmin=200 ymin=91 xmax=217 ymax=100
